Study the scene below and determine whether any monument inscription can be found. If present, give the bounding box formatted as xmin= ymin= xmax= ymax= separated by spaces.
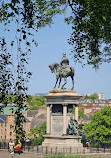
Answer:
xmin=51 ymin=115 xmax=63 ymax=135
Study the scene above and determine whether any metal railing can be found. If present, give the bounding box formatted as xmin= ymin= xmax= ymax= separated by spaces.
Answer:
xmin=1 ymin=140 xmax=111 ymax=154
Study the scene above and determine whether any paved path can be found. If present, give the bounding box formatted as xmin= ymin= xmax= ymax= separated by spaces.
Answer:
xmin=0 ymin=150 xmax=44 ymax=158
xmin=1 ymin=150 xmax=111 ymax=158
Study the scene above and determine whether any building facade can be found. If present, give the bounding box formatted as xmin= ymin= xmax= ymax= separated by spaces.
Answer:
xmin=0 ymin=113 xmax=30 ymax=142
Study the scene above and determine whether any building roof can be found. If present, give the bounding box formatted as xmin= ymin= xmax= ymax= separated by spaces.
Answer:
xmin=0 ymin=113 xmax=30 ymax=123
xmin=0 ymin=104 xmax=16 ymax=107
xmin=15 ymin=115 xmax=30 ymax=122
xmin=79 ymin=106 xmax=104 ymax=110
xmin=31 ymin=109 xmax=46 ymax=128
xmin=27 ymin=110 xmax=38 ymax=117
xmin=0 ymin=114 xmax=7 ymax=123
xmin=23 ymin=116 xmax=30 ymax=122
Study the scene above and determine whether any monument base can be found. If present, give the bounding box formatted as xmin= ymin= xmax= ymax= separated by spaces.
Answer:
xmin=42 ymin=135 xmax=85 ymax=154
xmin=43 ymin=89 xmax=86 ymax=154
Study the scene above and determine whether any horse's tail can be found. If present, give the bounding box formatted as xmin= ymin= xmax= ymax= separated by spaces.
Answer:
xmin=70 ymin=67 xmax=75 ymax=76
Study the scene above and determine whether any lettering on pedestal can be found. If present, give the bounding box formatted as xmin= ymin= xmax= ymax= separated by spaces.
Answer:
xmin=51 ymin=116 xmax=63 ymax=135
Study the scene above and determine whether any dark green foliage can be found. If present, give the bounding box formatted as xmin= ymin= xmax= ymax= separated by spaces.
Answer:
xmin=66 ymin=0 xmax=111 ymax=68
xmin=0 ymin=38 xmax=13 ymax=106
xmin=0 ymin=0 xmax=34 ymax=140
xmin=14 ymin=94 xmax=28 ymax=140
xmin=15 ymin=111 xmax=26 ymax=140
xmin=1 ymin=0 xmax=111 ymax=69
xmin=29 ymin=122 xmax=46 ymax=145
xmin=0 ymin=0 xmax=66 ymax=42
xmin=0 ymin=0 xmax=66 ymax=118
xmin=78 ymin=124 xmax=85 ymax=136
xmin=84 ymin=106 xmax=111 ymax=143
xmin=0 ymin=94 xmax=26 ymax=104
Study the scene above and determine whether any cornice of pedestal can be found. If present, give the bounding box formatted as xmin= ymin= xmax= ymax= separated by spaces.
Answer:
xmin=44 ymin=89 xmax=83 ymax=105
xmin=46 ymin=89 xmax=82 ymax=97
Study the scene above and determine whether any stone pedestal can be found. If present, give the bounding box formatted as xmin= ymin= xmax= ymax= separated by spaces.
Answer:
xmin=42 ymin=89 xmax=84 ymax=153
xmin=43 ymin=135 xmax=82 ymax=147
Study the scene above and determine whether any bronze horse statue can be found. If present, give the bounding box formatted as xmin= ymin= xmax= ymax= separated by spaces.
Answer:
xmin=49 ymin=63 xmax=74 ymax=90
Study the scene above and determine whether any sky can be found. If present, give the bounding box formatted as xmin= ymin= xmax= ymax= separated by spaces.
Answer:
xmin=26 ymin=15 xmax=111 ymax=99
xmin=0 ymin=13 xmax=111 ymax=99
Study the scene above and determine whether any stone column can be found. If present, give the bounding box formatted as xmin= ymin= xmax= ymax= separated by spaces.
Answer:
xmin=63 ymin=104 xmax=67 ymax=135
xmin=75 ymin=105 xmax=78 ymax=122
xmin=47 ymin=104 xmax=51 ymax=134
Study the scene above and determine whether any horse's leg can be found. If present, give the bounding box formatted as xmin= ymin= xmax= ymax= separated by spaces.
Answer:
xmin=61 ymin=77 xmax=67 ymax=89
xmin=71 ymin=76 xmax=74 ymax=90
xmin=54 ymin=78 xmax=59 ymax=89
xmin=58 ymin=78 xmax=61 ymax=88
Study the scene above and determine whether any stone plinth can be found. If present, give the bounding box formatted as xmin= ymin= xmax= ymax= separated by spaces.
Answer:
xmin=45 ymin=89 xmax=82 ymax=105
xmin=42 ymin=135 xmax=85 ymax=154
xmin=42 ymin=135 xmax=82 ymax=147
xmin=42 ymin=89 xmax=84 ymax=153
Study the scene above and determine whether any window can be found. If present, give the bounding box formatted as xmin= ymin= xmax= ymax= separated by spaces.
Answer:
xmin=10 ymin=125 xmax=13 ymax=130
xmin=10 ymin=132 xmax=12 ymax=136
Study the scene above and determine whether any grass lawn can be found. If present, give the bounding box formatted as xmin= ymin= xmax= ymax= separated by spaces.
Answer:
xmin=44 ymin=154 xmax=102 ymax=158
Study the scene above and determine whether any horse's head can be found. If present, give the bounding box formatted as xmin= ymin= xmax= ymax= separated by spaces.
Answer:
xmin=49 ymin=63 xmax=59 ymax=73
xmin=49 ymin=63 xmax=54 ymax=73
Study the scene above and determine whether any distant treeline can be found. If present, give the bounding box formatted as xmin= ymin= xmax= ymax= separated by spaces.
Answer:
xmin=0 ymin=94 xmax=46 ymax=110
xmin=27 ymin=95 xmax=46 ymax=110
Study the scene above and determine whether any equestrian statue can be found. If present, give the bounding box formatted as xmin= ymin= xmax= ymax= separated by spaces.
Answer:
xmin=49 ymin=52 xmax=74 ymax=90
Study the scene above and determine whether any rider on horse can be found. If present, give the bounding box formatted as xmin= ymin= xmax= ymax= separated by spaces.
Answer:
xmin=60 ymin=52 xmax=69 ymax=73
xmin=49 ymin=52 xmax=74 ymax=90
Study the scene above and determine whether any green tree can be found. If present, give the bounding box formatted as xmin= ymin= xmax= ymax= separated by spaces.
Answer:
xmin=27 ymin=95 xmax=34 ymax=105
xmin=0 ymin=38 xmax=13 ymax=106
xmin=89 ymin=93 xmax=99 ymax=100
xmin=84 ymin=107 xmax=111 ymax=143
xmin=84 ymin=93 xmax=99 ymax=100
xmin=27 ymin=95 xmax=46 ymax=110
xmin=84 ymin=95 xmax=89 ymax=99
xmin=28 ymin=122 xmax=46 ymax=145
xmin=34 ymin=96 xmax=46 ymax=106
xmin=79 ymin=110 xmax=85 ymax=119
xmin=66 ymin=0 xmax=111 ymax=68
xmin=0 ymin=0 xmax=111 ymax=69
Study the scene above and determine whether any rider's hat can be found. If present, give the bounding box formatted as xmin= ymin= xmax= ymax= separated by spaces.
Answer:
xmin=63 ymin=52 xmax=66 ymax=56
